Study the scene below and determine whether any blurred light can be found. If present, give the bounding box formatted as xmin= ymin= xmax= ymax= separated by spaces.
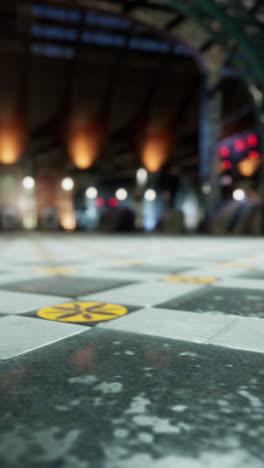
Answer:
xmin=248 ymin=150 xmax=260 ymax=160
xmin=238 ymin=157 xmax=260 ymax=177
xmin=115 ymin=188 xmax=128 ymax=201
xmin=181 ymin=193 xmax=200 ymax=231
xmin=136 ymin=168 xmax=148 ymax=185
xmin=219 ymin=145 xmax=230 ymax=158
xmin=96 ymin=197 xmax=105 ymax=207
xmin=69 ymin=129 xmax=96 ymax=169
xmin=60 ymin=213 xmax=76 ymax=231
xmin=202 ymin=183 xmax=211 ymax=194
xmin=22 ymin=213 xmax=37 ymax=230
xmin=221 ymin=160 xmax=232 ymax=171
xmin=67 ymin=121 xmax=106 ymax=170
xmin=31 ymin=24 xmax=78 ymax=41
xmin=143 ymin=195 xmax=158 ymax=231
xmin=221 ymin=175 xmax=232 ymax=186
xmin=144 ymin=189 xmax=156 ymax=201
xmin=247 ymin=133 xmax=258 ymax=147
xmin=86 ymin=186 xmax=98 ymax=199
xmin=142 ymin=129 xmax=175 ymax=172
xmin=249 ymin=84 xmax=262 ymax=103
xmin=61 ymin=177 xmax=74 ymax=191
xmin=32 ymin=5 xmax=81 ymax=23
xmin=22 ymin=176 xmax=35 ymax=190
xmin=130 ymin=37 xmax=170 ymax=54
xmin=234 ymin=139 xmax=246 ymax=152
xmin=233 ymin=188 xmax=245 ymax=201
xmin=108 ymin=197 xmax=118 ymax=207
xmin=86 ymin=11 xmax=131 ymax=30
xmin=32 ymin=42 xmax=74 ymax=59
xmin=0 ymin=121 xmax=26 ymax=165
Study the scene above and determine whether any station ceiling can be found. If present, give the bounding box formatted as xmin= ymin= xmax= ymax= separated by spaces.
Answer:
xmin=0 ymin=1 xmax=263 ymax=178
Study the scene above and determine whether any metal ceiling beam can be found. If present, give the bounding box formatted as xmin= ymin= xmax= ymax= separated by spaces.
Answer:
xmin=124 ymin=1 xmax=175 ymax=13
xmin=166 ymin=14 xmax=185 ymax=30
xmin=252 ymin=0 xmax=263 ymax=13
xmin=199 ymin=39 xmax=214 ymax=52
xmin=167 ymin=0 xmax=264 ymax=83
xmin=25 ymin=0 xmax=264 ymax=82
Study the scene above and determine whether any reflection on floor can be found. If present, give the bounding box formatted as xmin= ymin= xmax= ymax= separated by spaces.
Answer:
xmin=0 ymin=233 xmax=264 ymax=467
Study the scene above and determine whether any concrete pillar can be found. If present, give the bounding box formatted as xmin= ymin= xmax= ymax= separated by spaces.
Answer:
xmin=35 ymin=168 xmax=60 ymax=230
xmin=57 ymin=186 xmax=76 ymax=231
xmin=0 ymin=166 xmax=22 ymax=229
xmin=199 ymin=73 xmax=222 ymax=221
xmin=251 ymin=84 xmax=264 ymax=233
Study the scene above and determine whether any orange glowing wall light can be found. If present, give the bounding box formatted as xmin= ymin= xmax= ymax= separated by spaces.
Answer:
xmin=60 ymin=212 xmax=76 ymax=231
xmin=0 ymin=120 xmax=26 ymax=165
xmin=68 ymin=120 xmax=106 ymax=170
xmin=141 ymin=128 xmax=176 ymax=173
xmin=238 ymin=157 xmax=260 ymax=177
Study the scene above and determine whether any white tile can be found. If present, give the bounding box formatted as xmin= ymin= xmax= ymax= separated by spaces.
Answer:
xmin=0 ymin=316 xmax=88 ymax=360
xmin=78 ymin=282 xmax=203 ymax=306
xmin=99 ymin=308 xmax=235 ymax=343
xmin=214 ymin=278 xmax=264 ymax=291
xmin=0 ymin=291 xmax=71 ymax=314
xmin=209 ymin=317 xmax=264 ymax=353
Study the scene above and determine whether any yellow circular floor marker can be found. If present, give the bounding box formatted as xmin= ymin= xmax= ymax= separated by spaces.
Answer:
xmin=164 ymin=275 xmax=216 ymax=284
xmin=113 ymin=258 xmax=143 ymax=265
xmin=37 ymin=301 xmax=128 ymax=323
xmin=35 ymin=267 xmax=77 ymax=276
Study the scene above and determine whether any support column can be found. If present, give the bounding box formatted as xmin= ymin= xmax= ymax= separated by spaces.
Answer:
xmin=199 ymin=73 xmax=222 ymax=222
xmin=256 ymin=96 xmax=264 ymax=234
xmin=246 ymin=81 xmax=264 ymax=233
xmin=35 ymin=168 xmax=60 ymax=230
xmin=0 ymin=165 xmax=22 ymax=229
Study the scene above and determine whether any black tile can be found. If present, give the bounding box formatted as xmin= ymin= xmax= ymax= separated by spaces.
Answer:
xmin=158 ymin=286 xmax=264 ymax=318
xmin=0 ymin=329 xmax=263 ymax=467
xmin=0 ymin=276 xmax=136 ymax=297
xmin=236 ymin=270 xmax=264 ymax=280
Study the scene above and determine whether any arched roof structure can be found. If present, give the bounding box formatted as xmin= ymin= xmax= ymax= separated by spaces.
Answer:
xmin=0 ymin=0 xmax=263 ymax=175
xmin=72 ymin=0 xmax=264 ymax=122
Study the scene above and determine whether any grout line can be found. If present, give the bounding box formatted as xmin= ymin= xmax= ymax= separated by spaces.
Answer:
xmin=209 ymin=341 xmax=264 ymax=354
xmin=204 ymin=317 xmax=237 ymax=345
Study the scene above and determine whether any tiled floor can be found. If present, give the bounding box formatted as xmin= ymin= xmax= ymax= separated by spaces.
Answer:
xmin=0 ymin=233 xmax=264 ymax=467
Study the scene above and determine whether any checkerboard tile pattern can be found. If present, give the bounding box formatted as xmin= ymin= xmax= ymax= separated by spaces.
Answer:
xmin=1 ymin=233 xmax=264 ymax=361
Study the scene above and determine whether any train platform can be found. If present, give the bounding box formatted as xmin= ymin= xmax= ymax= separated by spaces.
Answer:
xmin=0 ymin=233 xmax=264 ymax=468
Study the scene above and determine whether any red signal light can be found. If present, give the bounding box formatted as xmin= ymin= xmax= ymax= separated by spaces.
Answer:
xmin=247 ymin=134 xmax=258 ymax=147
xmin=108 ymin=197 xmax=118 ymax=208
xmin=96 ymin=197 xmax=105 ymax=207
xmin=248 ymin=150 xmax=260 ymax=160
xmin=221 ymin=160 xmax=232 ymax=170
xmin=219 ymin=145 xmax=230 ymax=158
xmin=234 ymin=139 xmax=246 ymax=152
